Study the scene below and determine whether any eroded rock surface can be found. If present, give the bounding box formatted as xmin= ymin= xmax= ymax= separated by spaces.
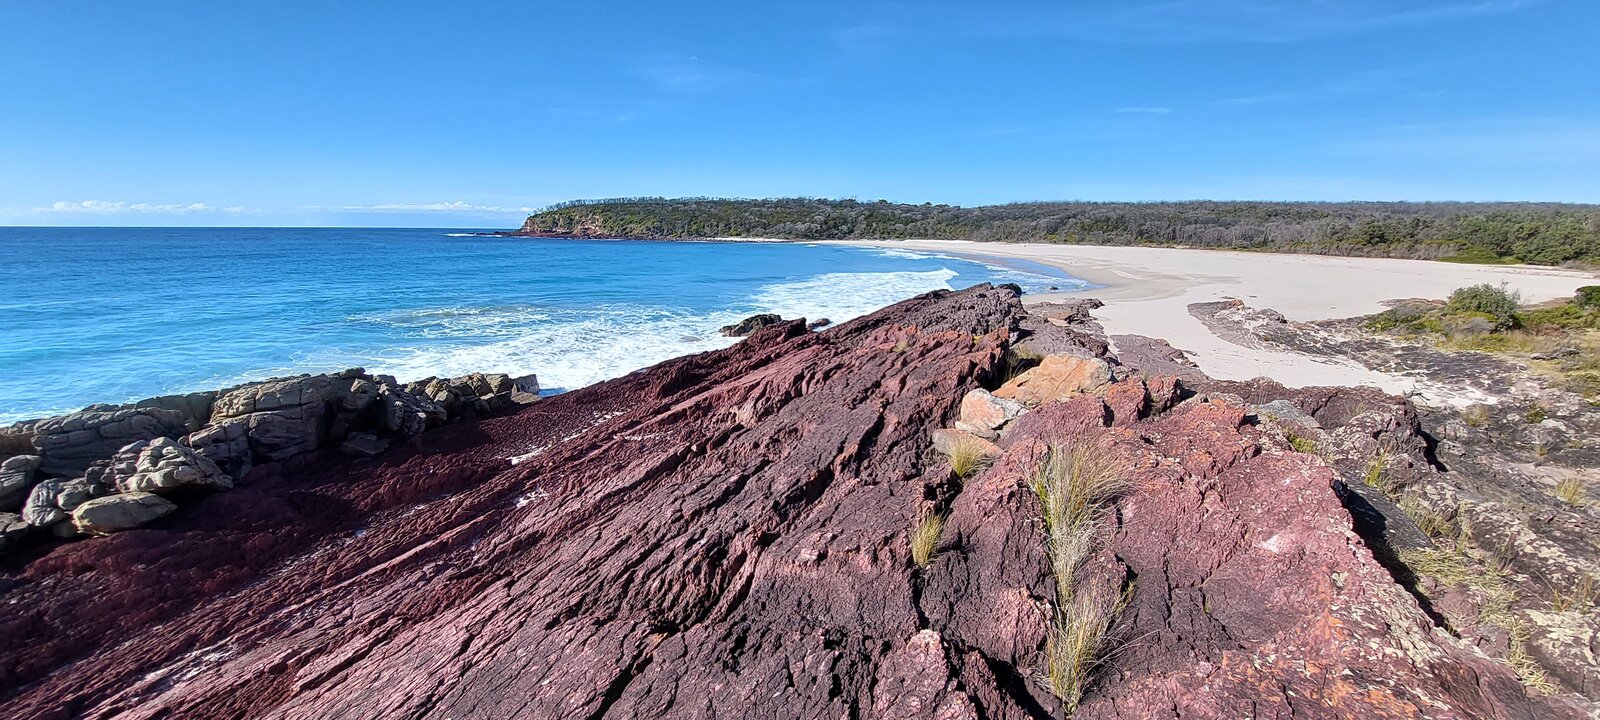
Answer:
xmin=0 ymin=285 xmax=1583 ymax=719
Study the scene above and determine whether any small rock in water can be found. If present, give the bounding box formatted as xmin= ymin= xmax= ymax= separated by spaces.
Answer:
xmin=807 ymin=318 xmax=832 ymax=331
xmin=720 ymin=313 xmax=785 ymax=337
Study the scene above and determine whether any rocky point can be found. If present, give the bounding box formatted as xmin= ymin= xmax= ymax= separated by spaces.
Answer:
xmin=0 ymin=285 xmax=1589 ymax=719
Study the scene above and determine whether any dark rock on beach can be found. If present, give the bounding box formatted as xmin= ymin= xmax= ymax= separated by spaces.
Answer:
xmin=0 ymin=284 xmax=1582 ymax=719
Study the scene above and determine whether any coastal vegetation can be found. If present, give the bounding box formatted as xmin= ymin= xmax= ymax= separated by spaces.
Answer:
xmin=944 ymin=432 xmax=997 ymax=479
xmin=1365 ymin=285 xmax=1600 ymax=400
xmin=519 ymin=198 xmax=1600 ymax=266
xmin=1028 ymin=437 xmax=1132 ymax=714
xmin=909 ymin=512 xmax=946 ymax=567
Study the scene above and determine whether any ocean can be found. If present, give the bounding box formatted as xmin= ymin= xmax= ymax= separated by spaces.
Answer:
xmin=0 ymin=227 xmax=1089 ymax=423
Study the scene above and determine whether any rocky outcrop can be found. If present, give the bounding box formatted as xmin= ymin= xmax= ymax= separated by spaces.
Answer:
xmin=22 ymin=477 xmax=96 ymax=529
xmin=719 ymin=312 xmax=784 ymax=337
xmin=0 ymin=285 xmax=1580 ymax=719
xmin=105 ymin=438 xmax=232 ymax=494
xmin=0 ymin=368 xmax=540 ymax=558
xmin=0 ymin=455 xmax=40 ymax=510
xmin=30 ymin=407 xmax=193 ymax=477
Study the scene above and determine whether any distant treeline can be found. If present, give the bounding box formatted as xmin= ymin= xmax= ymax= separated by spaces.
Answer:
xmin=517 ymin=197 xmax=1600 ymax=266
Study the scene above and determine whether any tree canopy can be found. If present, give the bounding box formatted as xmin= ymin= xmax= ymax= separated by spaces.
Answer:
xmin=517 ymin=198 xmax=1600 ymax=266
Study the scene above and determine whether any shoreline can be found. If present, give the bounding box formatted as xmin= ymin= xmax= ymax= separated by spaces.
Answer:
xmin=822 ymin=239 xmax=1598 ymax=400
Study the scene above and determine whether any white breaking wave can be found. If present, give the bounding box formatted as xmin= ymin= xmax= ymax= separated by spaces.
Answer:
xmin=183 ymin=266 xmax=1015 ymax=398
xmin=871 ymin=248 xmax=946 ymax=261
xmin=752 ymin=268 xmax=961 ymax=323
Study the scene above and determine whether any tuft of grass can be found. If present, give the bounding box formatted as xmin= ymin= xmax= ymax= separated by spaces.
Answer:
xmin=1031 ymin=439 xmax=1132 ymax=590
xmin=1363 ymin=450 xmax=1393 ymax=495
xmin=910 ymin=513 xmax=946 ymax=568
xmin=1462 ymin=404 xmax=1492 ymax=428
xmin=1553 ymin=477 xmax=1586 ymax=506
xmin=1285 ymin=430 xmax=1319 ymax=455
xmin=1043 ymin=583 xmax=1131 ymax=715
xmin=1029 ymin=438 xmax=1132 ymax=713
xmin=1002 ymin=344 xmax=1046 ymax=384
xmin=946 ymin=434 xmax=997 ymax=480
xmin=1547 ymin=572 xmax=1598 ymax=612
xmin=1398 ymin=548 xmax=1478 ymax=586
xmin=1505 ymin=621 xmax=1556 ymax=694
xmin=892 ymin=340 xmax=910 ymax=353
xmin=1524 ymin=406 xmax=1548 ymax=424
xmin=1393 ymin=495 xmax=1473 ymax=546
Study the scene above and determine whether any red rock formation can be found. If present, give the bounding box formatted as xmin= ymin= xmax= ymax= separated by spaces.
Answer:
xmin=0 ymin=285 xmax=1579 ymax=719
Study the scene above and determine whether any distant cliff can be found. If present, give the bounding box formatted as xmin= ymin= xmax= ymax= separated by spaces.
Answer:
xmin=516 ymin=197 xmax=1600 ymax=266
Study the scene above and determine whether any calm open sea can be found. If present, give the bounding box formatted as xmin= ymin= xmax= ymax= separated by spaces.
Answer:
xmin=0 ymin=227 xmax=1087 ymax=423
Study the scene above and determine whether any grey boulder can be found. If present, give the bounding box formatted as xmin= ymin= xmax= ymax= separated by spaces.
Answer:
xmin=107 ymin=437 xmax=232 ymax=494
xmin=70 ymin=492 xmax=177 ymax=535
xmin=22 ymin=477 xmax=97 ymax=527
xmin=0 ymin=454 xmax=41 ymax=510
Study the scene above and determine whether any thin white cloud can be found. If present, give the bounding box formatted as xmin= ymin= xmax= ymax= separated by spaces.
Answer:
xmin=847 ymin=1 xmax=1541 ymax=45
xmin=339 ymin=201 xmax=538 ymax=214
xmin=33 ymin=200 xmax=248 ymax=215
xmin=1113 ymin=106 xmax=1174 ymax=114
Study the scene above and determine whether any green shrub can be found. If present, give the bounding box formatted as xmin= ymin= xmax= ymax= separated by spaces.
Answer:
xmin=1520 ymin=304 xmax=1595 ymax=332
xmin=1576 ymin=286 xmax=1600 ymax=310
xmin=1447 ymin=284 xmax=1522 ymax=330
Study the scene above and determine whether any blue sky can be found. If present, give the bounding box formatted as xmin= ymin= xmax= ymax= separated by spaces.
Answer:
xmin=1 ymin=0 xmax=1596 ymax=227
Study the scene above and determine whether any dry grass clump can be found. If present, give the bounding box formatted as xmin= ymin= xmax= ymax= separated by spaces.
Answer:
xmin=1398 ymin=548 xmax=1479 ymax=587
xmin=1042 ymin=584 xmax=1130 ymax=715
xmin=1002 ymin=344 xmax=1046 ymax=384
xmin=1506 ymin=621 xmax=1556 ymax=694
xmin=910 ymin=513 xmax=946 ymax=568
xmin=1461 ymin=404 xmax=1492 ymax=428
xmin=1029 ymin=437 xmax=1132 ymax=714
xmin=1553 ymin=477 xmax=1587 ymax=506
xmin=946 ymin=434 xmax=997 ymax=480
xmin=1548 ymin=571 xmax=1598 ymax=612
xmin=1399 ymin=498 xmax=1459 ymax=540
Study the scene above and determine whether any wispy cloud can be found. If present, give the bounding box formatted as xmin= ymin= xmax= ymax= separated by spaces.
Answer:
xmin=1113 ymin=106 xmax=1174 ymax=114
xmin=339 ymin=201 xmax=538 ymax=214
xmin=840 ymin=1 xmax=1541 ymax=45
xmin=628 ymin=54 xmax=778 ymax=94
xmin=1214 ymin=65 xmax=1436 ymax=107
xmin=34 ymin=200 xmax=248 ymax=215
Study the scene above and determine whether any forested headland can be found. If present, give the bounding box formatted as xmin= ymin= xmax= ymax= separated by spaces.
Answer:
xmin=515 ymin=197 xmax=1600 ymax=266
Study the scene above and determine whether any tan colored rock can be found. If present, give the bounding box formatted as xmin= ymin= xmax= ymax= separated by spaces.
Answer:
xmin=992 ymin=354 xmax=1111 ymax=406
xmin=70 ymin=492 xmax=177 ymax=535
xmin=955 ymin=389 xmax=1025 ymax=437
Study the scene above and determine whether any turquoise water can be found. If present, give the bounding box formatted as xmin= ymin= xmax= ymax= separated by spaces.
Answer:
xmin=0 ymin=228 xmax=1087 ymax=423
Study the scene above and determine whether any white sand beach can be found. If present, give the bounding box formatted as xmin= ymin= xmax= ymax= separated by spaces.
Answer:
xmin=832 ymin=240 xmax=1599 ymax=399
